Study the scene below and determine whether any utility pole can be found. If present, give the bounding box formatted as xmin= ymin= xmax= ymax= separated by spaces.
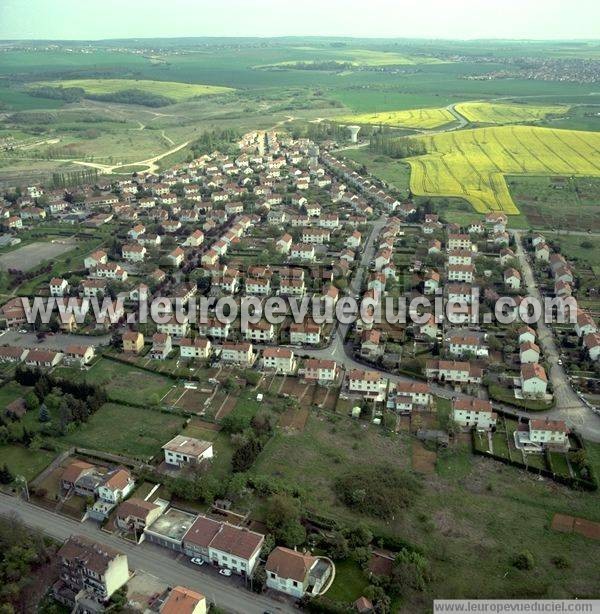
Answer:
xmin=16 ymin=475 xmax=29 ymax=500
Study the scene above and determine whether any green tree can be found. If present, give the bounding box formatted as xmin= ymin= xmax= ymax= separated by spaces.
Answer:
xmin=25 ymin=392 xmax=39 ymax=412
xmin=0 ymin=464 xmax=13 ymax=484
xmin=264 ymin=494 xmax=306 ymax=548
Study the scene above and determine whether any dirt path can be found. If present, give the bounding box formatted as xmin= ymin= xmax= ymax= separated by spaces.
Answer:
xmin=66 ymin=139 xmax=189 ymax=175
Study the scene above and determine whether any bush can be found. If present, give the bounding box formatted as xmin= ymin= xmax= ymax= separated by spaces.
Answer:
xmin=512 ymin=550 xmax=535 ymax=570
xmin=334 ymin=464 xmax=420 ymax=518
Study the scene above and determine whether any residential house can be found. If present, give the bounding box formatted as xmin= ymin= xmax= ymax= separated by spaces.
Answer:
xmin=520 ymin=363 xmax=548 ymax=397
xmin=50 ymin=277 xmax=69 ymax=297
xmin=221 ymin=341 xmax=254 ymax=367
xmin=150 ymin=333 xmax=172 ymax=360
xmin=25 ymin=349 xmax=62 ymax=368
xmin=290 ymin=321 xmax=321 ymax=345
xmin=122 ymin=243 xmax=147 ymax=262
xmin=161 ymin=586 xmax=206 ymax=614
xmin=262 ymin=347 xmax=296 ymax=374
xmin=504 ymin=268 xmax=521 ymax=290
xmin=299 ymin=359 xmax=338 ymax=385
xmin=452 ymin=397 xmax=497 ymax=430
xmin=425 ymin=360 xmax=483 ymax=385
xmin=182 ymin=515 xmax=264 ymax=576
xmin=448 ymin=334 xmax=488 ymax=358
xmin=122 ymin=331 xmax=144 ymax=353
xmin=115 ymin=498 xmax=162 ymax=535
xmin=53 ymin=536 xmax=129 ymax=608
xmin=180 ymin=337 xmax=212 ymax=360
xmin=266 ymin=547 xmax=331 ymax=599
xmin=163 ymin=435 xmax=214 ymax=467
xmin=65 ymin=344 xmax=95 ymax=367
xmin=519 ymin=341 xmax=540 ymax=364
xmin=347 ymin=369 xmax=387 ymax=402
xmin=157 ymin=316 xmax=189 ymax=338
xmin=97 ymin=468 xmax=135 ymax=504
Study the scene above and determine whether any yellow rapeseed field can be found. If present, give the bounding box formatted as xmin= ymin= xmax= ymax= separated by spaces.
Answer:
xmin=335 ymin=107 xmax=455 ymax=130
xmin=455 ymin=101 xmax=569 ymax=124
xmin=406 ymin=126 xmax=600 ymax=214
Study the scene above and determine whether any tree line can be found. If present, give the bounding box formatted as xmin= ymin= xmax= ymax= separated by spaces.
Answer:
xmin=369 ymin=133 xmax=427 ymax=158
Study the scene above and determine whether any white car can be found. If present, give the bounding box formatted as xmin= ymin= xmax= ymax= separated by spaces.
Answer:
xmin=190 ymin=558 xmax=205 ymax=566
xmin=218 ymin=568 xmax=232 ymax=577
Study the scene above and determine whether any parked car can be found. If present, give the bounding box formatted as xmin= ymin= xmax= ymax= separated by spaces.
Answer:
xmin=218 ymin=569 xmax=232 ymax=577
xmin=190 ymin=558 xmax=205 ymax=566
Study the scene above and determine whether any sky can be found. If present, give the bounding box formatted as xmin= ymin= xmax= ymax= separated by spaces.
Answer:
xmin=1 ymin=0 xmax=599 ymax=41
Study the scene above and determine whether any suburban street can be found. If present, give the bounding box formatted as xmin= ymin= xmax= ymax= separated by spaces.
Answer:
xmin=0 ymin=493 xmax=295 ymax=614
xmin=297 ymin=216 xmax=600 ymax=441
xmin=511 ymin=231 xmax=600 ymax=440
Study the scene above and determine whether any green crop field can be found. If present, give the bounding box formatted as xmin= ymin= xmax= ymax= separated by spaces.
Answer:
xmin=32 ymin=78 xmax=233 ymax=102
xmin=406 ymin=126 xmax=600 ymax=214
xmin=335 ymin=106 xmax=456 ymax=129
xmin=455 ymin=101 xmax=569 ymax=124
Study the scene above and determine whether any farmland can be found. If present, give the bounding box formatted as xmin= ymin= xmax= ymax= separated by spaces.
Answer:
xmin=334 ymin=107 xmax=456 ymax=130
xmin=455 ymin=101 xmax=569 ymax=124
xmin=406 ymin=126 xmax=600 ymax=214
xmin=256 ymin=47 xmax=447 ymax=68
xmin=32 ymin=79 xmax=233 ymax=102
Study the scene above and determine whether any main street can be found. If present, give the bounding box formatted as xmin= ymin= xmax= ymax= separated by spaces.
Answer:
xmin=0 ymin=494 xmax=294 ymax=614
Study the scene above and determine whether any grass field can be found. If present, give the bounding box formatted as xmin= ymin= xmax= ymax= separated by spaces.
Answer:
xmin=507 ymin=175 xmax=600 ymax=231
xmin=455 ymin=102 xmax=569 ymax=124
xmin=32 ymin=79 xmax=233 ymax=102
xmin=407 ymin=126 xmax=600 ymax=214
xmin=0 ymin=445 xmax=55 ymax=481
xmin=57 ymin=402 xmax=184 ymax=460
xmin=54 ymin=358 xmax=175 ymax=406
xmin=335 ymin=107 xmax=456 ymax=129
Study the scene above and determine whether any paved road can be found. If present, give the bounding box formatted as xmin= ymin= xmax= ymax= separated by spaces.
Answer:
xmin=511 ymin=231 xmax=600 ymax=440
xmin=0 ymin=329 xmax=112 ymax=351
xmin=0 ymin=493 xmax=294 ymax=614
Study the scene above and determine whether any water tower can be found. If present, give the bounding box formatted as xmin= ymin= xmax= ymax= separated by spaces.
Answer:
xmin=347 ymin=125 xmax=361 ymax=143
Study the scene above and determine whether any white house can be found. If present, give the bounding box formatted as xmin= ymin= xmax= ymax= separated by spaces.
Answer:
xmin=221 ymin=342 xmax=254 ymax=367
xmin=50 ymin=277 xmax=69 ymax=297
xmin=300 ymin=359 xmax=338 ymax=385
xmin=519 ymin=341 xmax=540 ymax=364
xmin=262 ymin=347 xmax=296 ymax=374
xmin=163 ymin=435 xmax=214 ymax=467
xmin=180 ymin=337 xmax=212 ymax=360
xmin=347 ymin=369 xmax=387 ymax=402
xmin=452 ymin=397 xmax=497 ymax=431
xmin=290 ymin=321 xmax=321 ymax=345
xmin=520 ymin=363 xmax=548 ymax=397
xmin=96 ymin=468 xmax=135 ymax=504
xmin=266 ymin=547 xmax=331 ymax=599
